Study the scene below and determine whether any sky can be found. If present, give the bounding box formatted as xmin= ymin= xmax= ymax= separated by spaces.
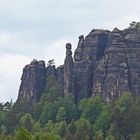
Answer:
xmin=0 ymin=0 xmax=140 ymax=102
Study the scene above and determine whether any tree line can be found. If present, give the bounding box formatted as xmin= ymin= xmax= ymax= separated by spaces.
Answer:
xmin=1 ymin=76 xmax=140 ymax=140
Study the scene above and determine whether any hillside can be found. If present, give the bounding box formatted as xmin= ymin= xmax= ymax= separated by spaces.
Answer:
xmin=0 ymin=22 xmax=140 ymax=140
xmin=18 ymin=22 xmax=140 ymax=104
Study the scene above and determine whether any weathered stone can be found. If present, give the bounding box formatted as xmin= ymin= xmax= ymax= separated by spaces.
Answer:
xmin=102 ymin=28 xmax=130 ymax=100
xmin=45 ymin=65 xmax=56 ymax=91
xmin=17 ymin=25 xmax=140 ymax=103
xmin=92 ymin=57 xmax=107 ymax=99
xmin=124 ymin=29 xmax=140 ymax=96
xmin=73 ymin=29 xmax=110 ymax=101
xmin=74 ymin=35 xmax=84 ymax=61
xmin=18 ymin=60 xmax=46 ymax=103
xmin=64 ymin=43 xmax=74 ymax=96
xmin=56 ymin=65 xmax=64 ymax=87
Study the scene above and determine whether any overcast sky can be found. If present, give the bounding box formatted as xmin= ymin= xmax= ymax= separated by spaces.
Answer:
xmin=0 ymin=0 xmax=140 ymax=102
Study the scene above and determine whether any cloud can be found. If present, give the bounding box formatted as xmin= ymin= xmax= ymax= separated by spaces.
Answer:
xmin=0 ymin=38 xmax=77 ymax=102
xmin=0 ymin=0 xmax=140 ymax=102
xmin=0 ymin=54 xmax=31 ymax=102
xmin=43 ymin=39 xmax=77 ymax=66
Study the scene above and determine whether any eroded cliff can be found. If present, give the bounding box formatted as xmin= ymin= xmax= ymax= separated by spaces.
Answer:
xmin=17 ymin=26 xmax=140 ymax=103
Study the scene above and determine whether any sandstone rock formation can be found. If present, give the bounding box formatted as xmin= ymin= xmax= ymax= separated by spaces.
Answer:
xmin=17 ymin=26 xmax=140 ymax=103
xmin=64 ymin=43 xmax=73 ymax=96
xmin=18 ymin=59 xmax=46 ymax=103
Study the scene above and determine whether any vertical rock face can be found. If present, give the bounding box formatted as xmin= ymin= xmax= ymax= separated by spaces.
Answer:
xmin=64 ymin=43 xmax=73 ymax=96
xmin=18 ymin=60 xmax=64 ymax=103
xmin=74 ymin=35 xmax=84 ymax=61
xmin=92 ymin=27 xmax=140 ymax=101
xmin=124 ymin=28 xmax=140 ymax=96
xmin=45 ymin=65 xmax=56 ymax=91
xmin=18 ymin=60 xmax=46 ymax=103
xmin=17 ymin=26 xmax=140 ymax=103
xmin=73 ymin=30 xmax=109 ymax=101
xmin=92 ymin=57 xmax=107 ymax=99
xmin=101 ymin=28 xmax=130 ymax=100
xmin=56 ymin=65 xmax=64 ymax=88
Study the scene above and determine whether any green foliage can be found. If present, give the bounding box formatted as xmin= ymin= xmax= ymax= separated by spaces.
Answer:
xmin=56 ymin=96 xmax=79 ymax=123
xmin=39 ymin=133 xmax=61 ymax=140
xmin=39 ymin=101 xmax=58 ymax=123
xmin=15 ymin=127 xmax=31 ymax=140
xmin=3 ymin=101 xmax=13 ymax=112
xmin=6 ymin=99 xmax=33 ymax=133
xmin=52 ymin=121 xmax=67 ymax=137
xmin=2 ymin=90 xmax=140 ymax=140
xmin=45 ymin=120 xmax=67 ymax=138
xmin=32 ymin=102 xmax=42 ymax=121
xmin=65 ymin=121 xmax=76 ymax=140
xmin=105 ymin=135 xmax=116 ymax=140
xmin=111 ymin=92 xmax=136 ymax=139
xmin=0 ymin=111 xmax=8 ymax=129
xmin=78 ymin=96 xmax=105 ymax=123
xmin=37 ymin=76 xmax=65 ymax=124
xmin=42 ymin=84 xmax=63 ymax=103
xmin=129 ymin=21 xmax=140 ymax=29
xmin=73 ymin=118 xmax=92 ymax=140
xmin=0 ymin=125 xmax=7 ymax=136
xmin=18 ymin=113 xmax=34 ymax=132
xmin=32 ymin=122 xmax=41 ymax=133
xmin=39 ymin=95 xmax=79 ymax=124
xmin=47 ymin=59 xmax=55 ymax=66
xmin=40 ymin=76 xmax=63 ymax=103
xmin=95 ymin=130 xmax=104 ymax=140
xmin=56 ymin=107 xmax=66 ymax=122
xmin=130 ymin=131 xmax=140 ymax=140
xmin=94 ymin=107 xmax=111 ymax=134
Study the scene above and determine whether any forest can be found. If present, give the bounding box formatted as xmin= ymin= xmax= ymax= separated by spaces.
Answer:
xmin=1 ymin=77 xmax=140 ymax=140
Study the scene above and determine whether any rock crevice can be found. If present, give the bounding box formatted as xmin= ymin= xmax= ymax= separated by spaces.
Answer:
xmin=17 ymin=27 xmax=140 ymax=103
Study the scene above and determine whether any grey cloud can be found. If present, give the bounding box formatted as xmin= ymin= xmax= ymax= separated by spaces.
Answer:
xmin=0 ymin=0 xmax=140 ymax=102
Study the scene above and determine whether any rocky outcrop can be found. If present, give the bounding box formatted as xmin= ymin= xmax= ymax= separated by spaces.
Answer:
xmin=124 ymin=28 xmax=140 ymax=96
xmin=45 ymin=65 xmax=56 ymax=91
xmin=17 ymin=25 xmax=140 ymax=103
xmin=56 ymin=65 xmax=64 ymax=88
xmin=74 ymin=35 xmax=84 ymax=61
xmin=73 ymin=30 xmax=110 ymax=101
xmin=96 ymin=28 xmax=130 ymax=101
xmin=17 ymin=60 xmax=64 ymax=103
xmin=64 ymin=43 xmax=73 ymax=96
xmin=92 ymin=27 xmax=140 ymax=101
xmin=18 ymin=59 xmax=46 ymax=103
